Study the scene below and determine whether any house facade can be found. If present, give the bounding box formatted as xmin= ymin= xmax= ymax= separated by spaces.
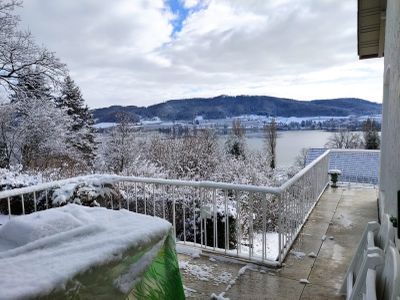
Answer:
xmin=359 ymin=0 xmax=399 ymax=242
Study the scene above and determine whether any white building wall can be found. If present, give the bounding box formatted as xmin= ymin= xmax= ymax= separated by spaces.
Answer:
xmin=380 ymin=0 xmax=400 ymax=220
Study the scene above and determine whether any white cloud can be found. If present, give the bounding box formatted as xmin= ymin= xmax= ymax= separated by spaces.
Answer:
xmin=18 ymin=0 xmax=383 ymax=108
xmin=181 ymin=0 xmax=202 ymax=9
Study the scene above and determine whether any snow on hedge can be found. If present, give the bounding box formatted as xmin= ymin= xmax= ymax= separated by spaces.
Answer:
xmin=0 ymin=204 xmax=171 ymax=299
xmin=0 ymin=166 xmax=42 ymax=191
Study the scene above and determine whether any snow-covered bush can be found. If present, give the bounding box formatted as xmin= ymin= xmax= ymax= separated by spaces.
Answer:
xmin=146 ymin=130 xmax=220 ymax=180
xmin=0 ymin=166 xmax=43 ymax=214
xmin=51 ymin=182 xmax=123 ymax=208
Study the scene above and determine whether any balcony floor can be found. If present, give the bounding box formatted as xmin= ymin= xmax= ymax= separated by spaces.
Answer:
xmin=179 ymin=185 xmax=378 ymax=299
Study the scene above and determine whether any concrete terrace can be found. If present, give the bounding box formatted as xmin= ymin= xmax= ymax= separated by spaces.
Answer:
xmin=179 ymin=185 xmax=378 ymax=299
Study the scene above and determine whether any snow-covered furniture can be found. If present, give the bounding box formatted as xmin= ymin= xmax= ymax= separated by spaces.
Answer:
xmin=349 ymin=252 xmax=384 ymax=300
xmin=362 ymin=245 xmax=400 ymax=300
xmin=0 ymin=204 xmax=185 ymax=299
xmin=341 ymin=221 xmax=380 ymax=298
xmin=341 ymin=214 xmax=395 ymax=299
xmin=375 ymin=214 xmax=395 ymax=251
xmin=364 ymin=268 xmax=377 ymax=300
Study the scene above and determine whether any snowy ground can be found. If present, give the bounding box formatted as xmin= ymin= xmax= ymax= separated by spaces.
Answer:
xmin=178 ymin=251 xmax=275 ymax=299
xmin=176 ymin=232 xmax=279 ymax=262
xmin=0 ymin=214 xmax=10 ymax=226
xmin=176 ymin=233 xmax=280 ymax=299
xmin=233 ymin=232 xmax=279 ymax=261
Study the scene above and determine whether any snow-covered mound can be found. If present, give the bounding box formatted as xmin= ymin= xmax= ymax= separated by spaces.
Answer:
xmin=0 ymin=204 xmax=171 ymax=299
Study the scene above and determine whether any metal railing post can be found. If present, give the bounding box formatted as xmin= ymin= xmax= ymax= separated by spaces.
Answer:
xmin=278 ymin=193 xmax=283 ymax=264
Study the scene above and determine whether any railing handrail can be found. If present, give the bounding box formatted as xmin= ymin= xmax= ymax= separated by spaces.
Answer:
xmin=0 ymin=174 xmax=282 ymax=200
xmin=279 ymin=149 xmax=330 ymax=191
xmin=329 ymin=149 xmax=380 ymax=153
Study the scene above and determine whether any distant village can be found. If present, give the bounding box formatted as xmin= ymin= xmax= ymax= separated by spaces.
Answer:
xmin=94 ymin=114 xmax=382 ymax=135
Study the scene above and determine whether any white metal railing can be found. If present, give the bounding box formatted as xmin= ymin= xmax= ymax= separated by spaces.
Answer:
xmin=0 ymin=149 xmax=373 ymax=267
xmin=307 ymin=148 xmax=380 ymax=185
xmin=328 ymin=149 xmax=380 ymax=185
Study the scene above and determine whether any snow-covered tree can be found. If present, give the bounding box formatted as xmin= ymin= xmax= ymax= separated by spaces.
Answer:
xmin=57 ymin=75 xmax=96 ymax=165
xmin=18 ymin=100 xmax=73 ymax=169
xmin=102 ymin=112 xmax=137 ymax=174
xmin=264 ymin=118 xmax=277 ymax=169
xmin=294 ymin=148 xmax=309 ymax=168
xmin=4 ymin=69 xmax=76 ymax=171
xmin=225 ymin=119 xmax=246 ymax=159
xmin=363 ymin=118 xmax=380 ymax=150
xmin=0 ymin=0 xmax=66 ymax=93
xmin=0 ymin=102 xmax=22 ymax=168
xmin=326 ymin=129 xmax=363 ymax=149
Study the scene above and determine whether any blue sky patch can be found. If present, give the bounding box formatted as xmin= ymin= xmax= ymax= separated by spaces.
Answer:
xmin=166 ymin=0 xmax=206 ymax=36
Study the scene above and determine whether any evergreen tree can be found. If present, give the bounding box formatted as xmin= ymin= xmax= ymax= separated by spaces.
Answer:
xmin=363 ymin=118 xmax=380 ymax=150
xmin=10 ymin=68 xmax=53 ymax=110
xmin=58 ymin=75 xmax=96 ymax=164
xmin=225 ymin=119 xmax=246 ymax=159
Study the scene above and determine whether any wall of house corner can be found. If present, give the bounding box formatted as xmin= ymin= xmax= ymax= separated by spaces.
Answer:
xmin=379 ymin=0 xmax=400 ymax=243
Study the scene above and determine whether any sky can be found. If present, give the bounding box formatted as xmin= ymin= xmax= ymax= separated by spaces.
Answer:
xmin=18 ymin=0 xmax=384 ymax=108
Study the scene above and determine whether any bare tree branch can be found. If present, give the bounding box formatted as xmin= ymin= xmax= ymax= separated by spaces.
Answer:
xmin=0 ymin=0 xmax=66 ymax=95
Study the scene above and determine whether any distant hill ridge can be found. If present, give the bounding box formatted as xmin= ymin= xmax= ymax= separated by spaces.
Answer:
xmin=92 ymin=95 xmax=382 ymax=123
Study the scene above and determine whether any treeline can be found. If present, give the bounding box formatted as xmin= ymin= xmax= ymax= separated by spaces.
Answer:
xmin=0 ymin=0 xmax=96 ymax=175
xmin=326 ymin=118 xmax=381 ymax=150
xmin=92 ymin=96 xmax=382 ymax=123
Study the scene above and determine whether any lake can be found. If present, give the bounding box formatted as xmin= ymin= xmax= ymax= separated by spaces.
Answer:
xmin=219 ymin=130 xmax=333 ymax=168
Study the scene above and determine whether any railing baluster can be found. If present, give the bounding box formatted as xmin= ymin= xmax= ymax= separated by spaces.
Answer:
xmin=143 ymin=183 xmax=146 ymax=215
xmin=213 ymin=188 xmax=217 ymax=250
xmin=278 ymin=193 xmax=283 ymax=264
xmin=172 ymin=186 xmax=176 ymax=239
xmin=33 ymin=192 xmax=37 ymax=212
xmin=21 ymin=194 xmax=25 ymax=215
xmin=193 ymin=187 xmax=197 ymax=246
xmin=204 ymin=189 xmax=207 ymax=249
xmin=162 ymin=185 xmax=165 ymax=219
xmin=262 ymin=193 xmax=267 ymax=261
xmin=126 ymin=183 xmax=130 ymax=211
xmin=153 ymin=184 xmax=156 ymax=216
xmin=249 ymin=192 xmax=253 ymax=259
xmin=118 ymin=182 xmax=122 ymax=210
xmin=183 ymin=188 xmax=186 ymax=244
xmin=135 ymin=182 xmax=138 ymax=213
xmin=201 ymin=188 xmax=204 ymax=248
xmin=236 ymin=191 xmax=241 ymax=256
xmin=224 ymin=190 xmax=228 ymax=254
xmin=7 ymin=197 xmax=11 ymax=219
xmin=110 ymin=191 xmax=114 ymax=210
xmin=45 ymin=190 xmax=49 ymax=210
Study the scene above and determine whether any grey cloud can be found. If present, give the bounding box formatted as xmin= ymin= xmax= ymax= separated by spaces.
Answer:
xmin=18 ymin=0 xmax=383 ymax=108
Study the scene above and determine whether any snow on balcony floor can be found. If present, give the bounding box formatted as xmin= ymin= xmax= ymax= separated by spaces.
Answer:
xmin=179 ymin=185 xmax=378 ymax=299
xmin=0 ymin=204 xmax=171 ymax=299
xmin=0 ymin=214 xmax=9 ymax=226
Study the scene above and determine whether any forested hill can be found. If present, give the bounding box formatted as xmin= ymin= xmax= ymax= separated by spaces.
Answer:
xmin=92 ymin=95 xmax=382 ymax=122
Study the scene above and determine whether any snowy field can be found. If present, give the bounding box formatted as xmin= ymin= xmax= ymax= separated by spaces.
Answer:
xmin=177 ymin=232 xmax=279 ymax=262
xmin=236 ymin=232 xmax=279 ymax=261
